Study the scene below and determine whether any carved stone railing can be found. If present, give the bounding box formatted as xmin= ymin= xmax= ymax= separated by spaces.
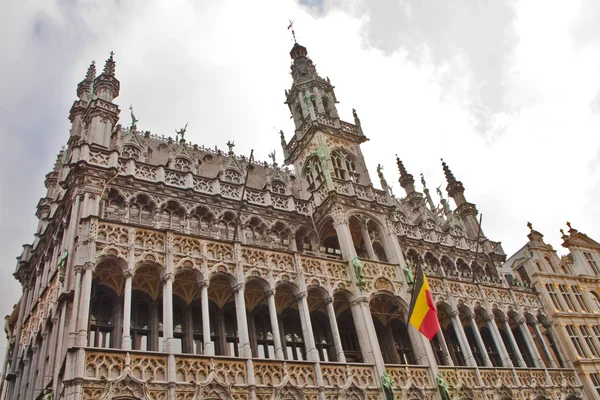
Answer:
xmin=385 ymin=365 xmax=433 ymax=390
xmin=437 ymin=367 xmax=479 ymax=388
xmin=361 ymin=259 xmax=403 ymax=294
xmin=253 ymin=360 xmax=316 ymax=387
xmin=319 ymin=363 xmax=377 ymax=388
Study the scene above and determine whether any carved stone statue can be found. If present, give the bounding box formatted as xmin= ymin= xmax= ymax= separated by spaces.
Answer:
xmin=352 ymin=257 xmax=365 ymax=286
xmin=420 ymin=173 xmax=427 ymax=188
xmin=279 ymin=130 xmax=286 ymax=146
xmin=352 ymin=108 xmax=361 ymax=126
xmin=268 ymin=150 xmax=276 ymax=165
xmin=43 ymin=389 xmax=54 ymax=400
xmin=437 ymin=372 xmax=451 ymax=400
xmin=436 ymin=184 xmax=443 ymax=199
xmin=226 ymin=140 xmax=235 ymax=153
xmin=381 ymin=372 xmax=394 ymax=400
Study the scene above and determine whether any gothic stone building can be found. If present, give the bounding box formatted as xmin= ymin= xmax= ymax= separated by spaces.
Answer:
xmin=0 ymin=42 xmax=585 ymax=400
xmin=505 ymin=223 xmax=600 ymax=399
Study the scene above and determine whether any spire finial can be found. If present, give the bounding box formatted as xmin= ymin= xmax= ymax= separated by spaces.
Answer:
xmin=441 ymin=158 xmax=457 ymax=185
xmin=287 ymin=19 xmax=297 ymax=43
xmin=566 ymin=221 xmax=571 ymax=228
xmin=396 ymin=155 xmax=408 ymax=176
xmin=103 ymin=51 xmax=116 ymax=76
xmin=527 ymin=221 xmax=533 ymax=231
xmin=85 ymin=60 xmax=96 ymax=81
xmin=396 ymin=155 xmax=415 ymax=189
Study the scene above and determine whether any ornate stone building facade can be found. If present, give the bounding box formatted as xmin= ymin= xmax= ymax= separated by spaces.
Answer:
xmin=505 ymin=223 xmax=600 ymax=399
xmin=0 ymin=42 xmax=585 ymax=400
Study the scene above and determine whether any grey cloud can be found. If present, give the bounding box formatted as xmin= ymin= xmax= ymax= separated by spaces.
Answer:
xmin=571 ymin=0 xmax=600 ymax=49
xmin=301 ymin=0 xmax=518 ymax=142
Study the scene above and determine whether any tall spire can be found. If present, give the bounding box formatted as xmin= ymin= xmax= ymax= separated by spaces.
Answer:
xmin=103 ymin=51 xmax=116 ymax=76
xmin=396 ymin=156 xmax=414 ymax=189
xmin=441 ymin=158 xmax=464 ymax=197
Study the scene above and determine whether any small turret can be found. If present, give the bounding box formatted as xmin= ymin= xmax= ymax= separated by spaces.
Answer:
xmin=396 ymin=156 xmax=421 ymax=208
xmin=76 ymin=61 xmax=96 ymax=102
xmin=94 ymin=51 xmax=120 ymax=102
xmin=441 ymin=159 xmax=481 ymax=238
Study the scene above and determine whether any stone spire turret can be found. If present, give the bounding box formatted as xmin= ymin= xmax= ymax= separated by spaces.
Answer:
xmin=396 ymin=156 xmax=421 ymax=208
xmin=441 ymin=159 xmax=481 ymax=238
xmin=76 ymin=61 xmax=96 ymax=101
xmin=94 ymin=51 xmax=120 ymax=102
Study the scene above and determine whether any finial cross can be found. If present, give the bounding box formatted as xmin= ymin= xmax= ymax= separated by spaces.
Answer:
xmin=287 ymin=19 xmax=297 ymax=43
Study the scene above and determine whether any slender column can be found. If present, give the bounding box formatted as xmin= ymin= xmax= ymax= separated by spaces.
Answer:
xmin=544 ymin=322 xmax=571 ymax=368
xmin=233 ymin=283 xmax=252 ymax=358
xmin=162 ymin=273 xmax=174 ymax=353
xmin=359 ymin=219 xmax=376 ymax=260
xmin=533 ymin=322 xmax=556 ymax=368
xmin=469 ymin=313 xmax=492 ymax=367
xmin=450 ymin=310 xmax=476 ymax=367
xmin=296 ymin=291 xmax=319 ymax=362
xmin=485 ymin=314 xmax=513 ymax=367
xmin=266 ymin=290 xmax=284 ymax=360
xmin=121 ymin=270 xmax=134 ymax=350
xmin=517 ymin=317 xmax=544 ymax=368
xmin=200 ymin=281 xmax=214 ymax=356
xmin=76 ymin=263 xmax=95 ymax=347
xmin=325 ymin=297 xmax=346 ymax=363
xmin=435 ymin=330 xmax=454 ymax=366
xmin=501 ymin=318 xmax=526 ymax=367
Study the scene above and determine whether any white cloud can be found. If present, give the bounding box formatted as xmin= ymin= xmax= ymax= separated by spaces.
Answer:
xmin=1 ymin=0 xmax=600 ymax=366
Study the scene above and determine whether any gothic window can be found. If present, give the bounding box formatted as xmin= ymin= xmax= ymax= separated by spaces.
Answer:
xmin=516 ymin=266 xmax=530 ymax=284
xmin=129 ymin=194 xmax=156 ymax=225
xmin=104 ymin=188 xmax=126 ymax=220
xmin=441 ymin=256 xmax=456 ymax=276
xmin=304 ymin=156 xmax=325 ymax=191
xmin=424 ymin=253 xmax=440 ymax=275
xmin=311 ymin=311 xmax=334 ymax=362
xmin=245 ymin=217 xmax=266 ymax=244
xmin=131 ymin=291 xmax=153 ymax=351
xmin=89 ymin=284 xmax=117 ymax=348
xmin=281 ymin=309 xmax=305 ymax=361
xmin=295 ymin=227 xmax=316 ymax=252
xmin=544 ymin=257 xmax=557 ymax=273
xmin=584 ymin=252 xmax=600 ymax=275
xmin=566 ymin=325 xmax=587 ymax=357
xmin=271 ymin=180 xmax=287 ymax=194
xmin=330 ymin=150 xmax=360 ymax=183
xmin=223 ymin=169 xmax=242 ymax=183
xmin=217 ymin=211 xmax=237 ymax=241
xmin=295 ymin=103 xmax=304 ymax=124
xmin=456 ymin=259 xmax=471 ymax=279
xmin=159 ymin=201 xmax=185 ymax=231
xmin=373 ymin=241 xmax=388 ymax=263
xmin=122 ymin=145 xmax=141 ymax=160
xmin=253 ymin=306 xmax=275 ymax=359
xmin=190 ymin=206 xmax=214 ymax=234
xmin=174 ymin=157 xmax=193 ymax=172
xmin=271 ymin=222 xmax=291 ymax=249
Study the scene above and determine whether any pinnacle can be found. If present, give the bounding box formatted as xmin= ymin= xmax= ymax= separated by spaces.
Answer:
xmin=103 ymin=51 xmax=116 ymax=76
xmin=396 ymin=156 xmax=408 ymax=177
xmin=441 ymin=158 xmax=457 ymax=185
xmin=85 ymin=61 xmax=96 ymax=81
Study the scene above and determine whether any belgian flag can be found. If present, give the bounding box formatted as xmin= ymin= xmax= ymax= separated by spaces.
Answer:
xmin=408 ymin=261 xmax=440 ymax=340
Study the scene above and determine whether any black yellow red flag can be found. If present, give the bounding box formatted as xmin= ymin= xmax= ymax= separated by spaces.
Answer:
xmin=408 ymin=262 xmax=441 ymax=340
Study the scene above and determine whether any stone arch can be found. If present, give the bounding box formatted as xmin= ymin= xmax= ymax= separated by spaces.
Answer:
xmin=319 ymin=217 xmax=342 ymax=258
xmin=424 ymin=252 xmax=440 ymax=275
xmin=173 ymin=269 xmax=203 ymax=305
xmin=94 ymin=257 xmax=128 ymax=296
xmin=294 ymin=225 xmax=318 ymax=253
xmin=441 ymin=255 xmax=456 ymax=277
xmin=272 ymin=382 xmax=304 ymax=400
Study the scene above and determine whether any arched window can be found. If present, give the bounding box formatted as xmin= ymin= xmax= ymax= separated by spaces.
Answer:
xmin=304 ymin=156 xmax=325 ymax=191
xmin=223 ymin=169 xmax=242 ymax=183
xmin=159 ymin=201 xmax=185 ymax=231
xmin=535 ymin=262 xmax=543 ymax=272
xmin=131 ymin=291 xmax=153 ymax=351
xmin=322 ymin=96 xmax=333 ymax=117
xmin=338 ymin=309 xmax=362 ymax=362
xmin=104 ymin=188 xmax=125 ymax=221
xmin=330 ymin=150 xmax=360 ymax=183
xmin=122 ymin=145 xmax=141 ymax=160
xmin=544 ymin=257 xmax=557 ymax=273
xmin=173 ymin=157 xmax=193 ymax=172
xmin=271 ymin=180 xmax=287 ymax=194
xmin=89 ymin=284 xmax=117 ymax=348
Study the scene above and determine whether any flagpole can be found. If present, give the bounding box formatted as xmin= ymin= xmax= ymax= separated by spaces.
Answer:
xmin=472 ymin=213 xmax=483 ymax=282
xmin=232 ymin=149 xmax=254 ymax=243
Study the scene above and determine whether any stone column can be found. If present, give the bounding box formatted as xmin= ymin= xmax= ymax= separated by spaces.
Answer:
xmin=485 ymin=314 xmax=513 ymax=367
xmin=266 ymin=289 xmax=284 ymax=360
xmin=121 ymin=270 xmax=134 ymax=350
xmin=435 ymin=330 xmax=454 ymax=366
xmin=325 ymin=297 xmax=346 ymax=363
xmin=233 ymin=283 xmax=252 ymax=358
xmin=533 ymin=322 xmax=556 ymax=368
xmin=358 ymin=219 xmax=376 ymax=260
xmin=449 ymin=310 xmax=476 ymax=367
xmin=468 ymin=313 xmax=492 ymax=367
xmin=501 ymin=317 xmax=526 ymax=367
xmin=76 ymin=262 xmax=95 ymax=347
xmin=296 ymin=291 xmax=319 ymax=362
xmin=544 ymin=321 xmax=571 ymax=368
xmin=162 ymin=273 xmax=174 ymax=353
xmin=200 ymin=281 xmax=214 ymax=356
xmin=516 ymin=316 xmax=544 ymax=368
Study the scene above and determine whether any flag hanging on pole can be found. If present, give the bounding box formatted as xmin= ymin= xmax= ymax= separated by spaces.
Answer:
xmin=408 ymin=261 xmax=441 ymax=340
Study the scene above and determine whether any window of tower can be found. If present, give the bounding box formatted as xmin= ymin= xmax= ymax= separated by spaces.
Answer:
xmin=223 ymin=169 xmax=242 ymax=183
xmin=304 ymin=156 xmax=325 ymax=191
xmin=122 ymin=145 xmax=141 ymax=160
xmin=330 ymin=150 xmax=360 ymax=183
xmin=322 ymin=96 xmax=333 ymax=117
xmin=174 ymin=157 xmax=193 ymax=172
xmin=89 ymin=284 xmax=117 ymax=348
xmin=271 ymin=180 xmax=287 ymax=194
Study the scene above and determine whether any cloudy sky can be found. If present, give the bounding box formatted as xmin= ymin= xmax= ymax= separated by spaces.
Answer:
xmin=1 ymin=0 xmax=600 ymax=361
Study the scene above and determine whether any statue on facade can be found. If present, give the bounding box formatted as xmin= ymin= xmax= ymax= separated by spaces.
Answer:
xmin=436 ymin=184 xmax=443 ymax=199
xmin=420 ymin=173 xmax=427 ymax=189
xmin=403 ymin=262 xmax=414 ymax=287
xmin=352 ymin=108 xmax=361 ymax=126
xmin=227 ymin=140 xmax=235 ymax=153
xmin=129 ymin=105 xmax=139 ymax=130
xmin=437 ymin=372 xmax=451 ymax=400
xmin=381 ymin=371 xmax=394 ymax=400
xmin=175 ymin=122 xmax=188 ymax=142
xmin=352 ymin=256 xmax=365 ymax=286
xmin=279 ymin=130 xmax=286 ymax=147
xmin=268 ymin=150 xmax=276 ymax=166
xmin=43 ymin=389 xmax=54 ymax=400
